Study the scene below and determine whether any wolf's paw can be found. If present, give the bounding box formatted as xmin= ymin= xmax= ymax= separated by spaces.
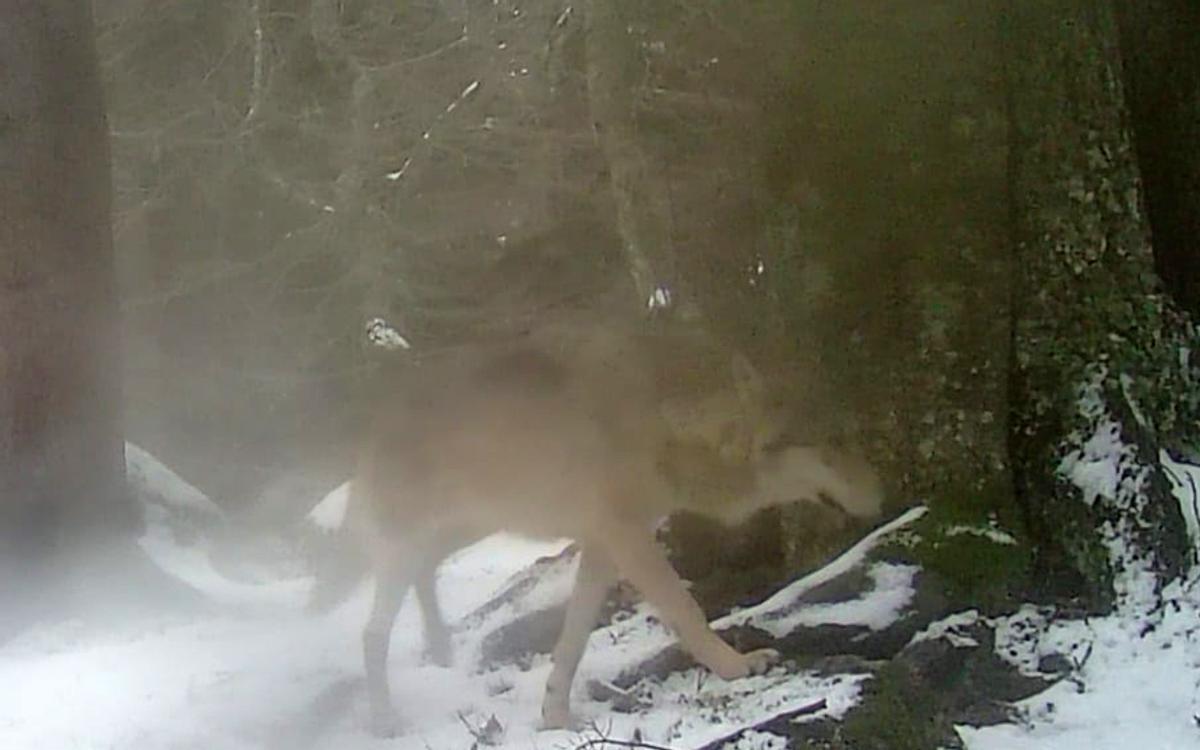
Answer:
xmin=425 ymin=637 xmax=454 ymax=668
xmin=368 ymin=707 xmax=402 ymax=738
xmin=713 ymin=647 xmax=780 ymax=680
xmin=540 ymin=700 xmax=575 ymax=732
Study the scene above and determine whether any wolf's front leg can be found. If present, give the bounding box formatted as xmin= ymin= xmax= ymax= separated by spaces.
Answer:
xmin=363 ymin=563 xmax=412 ymax=737
xmin=600 ymin=522 xmax=779 ymax=681
xmin=541 ymin=544 xmax=616 ymax=729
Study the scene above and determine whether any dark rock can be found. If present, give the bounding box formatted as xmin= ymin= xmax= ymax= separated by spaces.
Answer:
xmin=1037 ymin=652 xmax=1073 ymax=676
xmin=478 ymin=606 xmax=566 ymax=669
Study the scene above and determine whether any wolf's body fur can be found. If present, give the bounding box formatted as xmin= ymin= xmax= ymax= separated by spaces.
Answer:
xmin=328 ymin=324 xmax=883 ymax=735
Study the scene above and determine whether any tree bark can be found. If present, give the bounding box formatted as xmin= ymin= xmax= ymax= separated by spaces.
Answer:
xmin=755 ymin=1 xmax=1014 ymax=518
xmin=0 ymin=0 xmax=133 ymax=607
xmin=582 ymin=0 xmax=686 ymax=316
xmin=1113 ymin=0 xmax=1200 ymax=318
xmin=1006 ymin=0 xmax=1196 ymax=605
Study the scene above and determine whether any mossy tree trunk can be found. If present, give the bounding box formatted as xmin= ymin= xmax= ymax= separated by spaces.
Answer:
xmin=751 ymin=1 xmax=1015 ymax=547
xmin=1006 ymin=0 xmax=1197 ymax=605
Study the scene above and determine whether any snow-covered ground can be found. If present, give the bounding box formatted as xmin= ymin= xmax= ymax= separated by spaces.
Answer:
xmin=2 ymin=441 xmax=1199 ymax=749
xmin=956 ymin=579 xmax=1200 ymax=750
xmin=0 ymin=455 xmax=896 ymax=750
xmin=956 ymin=426 xmax=1200 ymax=750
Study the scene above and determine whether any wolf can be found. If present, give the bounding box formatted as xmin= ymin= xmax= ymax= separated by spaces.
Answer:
xmin=321 ymin=323 xmax=884 ymax=735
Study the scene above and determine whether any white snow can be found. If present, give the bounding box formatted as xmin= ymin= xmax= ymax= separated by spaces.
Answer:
xmin=1161 ymin=450 xmax=1200 ymax=557
xmin=127 ymin=441 xmax=311 ymax=609
xmin=958 ymin=576 xmax=1200 ymax=750
xmin=0 ymin=458 xmax=928 ymax=750
xmin=908 ymin=609 xmax=982 ymax=649
xmin=944 ymin=524 xmax=1018 ymax=546
xmin=742 ymin=561 xmax=918 ymax=634
xmin=306 ymin=480 xmax=351 ymax=533
xmin=138 ymin=514 xmax=311 ymax=609
xmin=126 ymin=442 xmax=223 ymax=519
xmin=957 ymin=386 xmax=1200 ymax=750
xmin=1057 ymin=421 xmax=1123 ymax=509
xmin=723 ymin=505 xmax=926 ymax=637
xmin=0 ymin=527 xmax=869 ymax=750
xmin=14 ymin=421 xmax=1200 ymax=749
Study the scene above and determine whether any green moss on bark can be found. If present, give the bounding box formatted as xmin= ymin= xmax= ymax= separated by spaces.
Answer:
xmin=1006 ymin=0 xmax=1199 ymax=602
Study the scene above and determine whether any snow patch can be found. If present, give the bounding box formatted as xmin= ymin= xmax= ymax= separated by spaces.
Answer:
xmin=125 ymin=442 xmax=223 ymax=519
xmin=959 ymin=381 xmax=1200 ymax=750
xmin=307 ymin=480 xmax=351 ymax=533
xmin=908 ymin=609 xmax=982 ymax=649
xmin=944 ymin=524 xmax=1018 ymax=546
xmin=959 ymin=581 xmax=1200 ymax=750
xmin=1 ymin=508 xmax=906 ymax=750
xmin=723 ymin=506 xmax=927 ymax=637
xmin=1161 ymin=450 xmax=1200 ymax=559
xmin=755 ymin=561 xmax=918 ymax=634
xmin=138 ymin=519 xmax=311 ymax=609
xmin=1057 ymin=419 xmax=1124 ymax=508
xmin=129 ymin=442 xmax=312 ymax=608
xmin=1056 ymin=380 xmax=1159 ymax=610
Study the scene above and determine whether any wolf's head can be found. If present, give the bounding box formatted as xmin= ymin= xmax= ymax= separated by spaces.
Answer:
xmin=644 ymin=336 xmax=882 ymax=524
xmin=749 ymin=444 xmax=885 ymax=520
xmin=657 ymin=351 xmax=784 ymax=466
xmin=659 ymin=438 xmax=884 ymax=525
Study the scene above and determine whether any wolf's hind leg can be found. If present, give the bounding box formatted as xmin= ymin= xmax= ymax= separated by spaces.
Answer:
xmin=414 ymin=556 xmax=453 ymax=667
xmin=541 ymin=543 xmax=616 ymax=729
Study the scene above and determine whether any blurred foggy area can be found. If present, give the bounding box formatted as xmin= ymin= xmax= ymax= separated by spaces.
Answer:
xmin=95 ymin=0 xmax=1007 ymax=520
xmin=21 ymin=2 xmax=1188 ymax=746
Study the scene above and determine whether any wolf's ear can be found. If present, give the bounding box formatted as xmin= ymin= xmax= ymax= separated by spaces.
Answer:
xmin=730 ymin=352 xmax=765 ymax=407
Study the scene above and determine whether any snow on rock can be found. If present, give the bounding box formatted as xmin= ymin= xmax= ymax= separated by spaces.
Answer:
xmin=306 ymin=480 xmax=351 ymax=533
xmin=128 ymin=442 xmax=312 ymax=609
xmin=958 ymin=576 xmax=1200 ymax=750
xmin=126 ymin=441 xmax=223 ymax=521
xmin=723 ymin=505 xmax=927 ymax=637
xmin=1055 ymin=378 xmax=1161 ymax=610
xmin=908 ymin=609 xmax=983 ymax=649
xmin=1161 ymin=450 xmax=1200 ymax=558
xmin=748 ymin=561 xmax=918 ymax=634
xmin=435 ymin=534 xmax=575 ymax=624
xmin=990 ymin=605 xmax=1074 ymax=678
xmin=958 ymin=379 xmax=1200 ymax=750
xmin=944 ymin=523 xmax=1018 ymax=546
xmin=138 ymin=516 xmax=312 ymax=609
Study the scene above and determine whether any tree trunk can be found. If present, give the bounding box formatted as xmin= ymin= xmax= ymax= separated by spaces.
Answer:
xmin=1006 ymin=0 xmax=1196 ymax=606
xmin=582 ymin=0 xmax=686 ymax=316
xmin=754 ymin=0 xmax=1014 ymax=518
xmin=0 ymin=0 xmax=135 ymax=618
xmin=1113 ymin=0 xmax=1200 ymax=318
